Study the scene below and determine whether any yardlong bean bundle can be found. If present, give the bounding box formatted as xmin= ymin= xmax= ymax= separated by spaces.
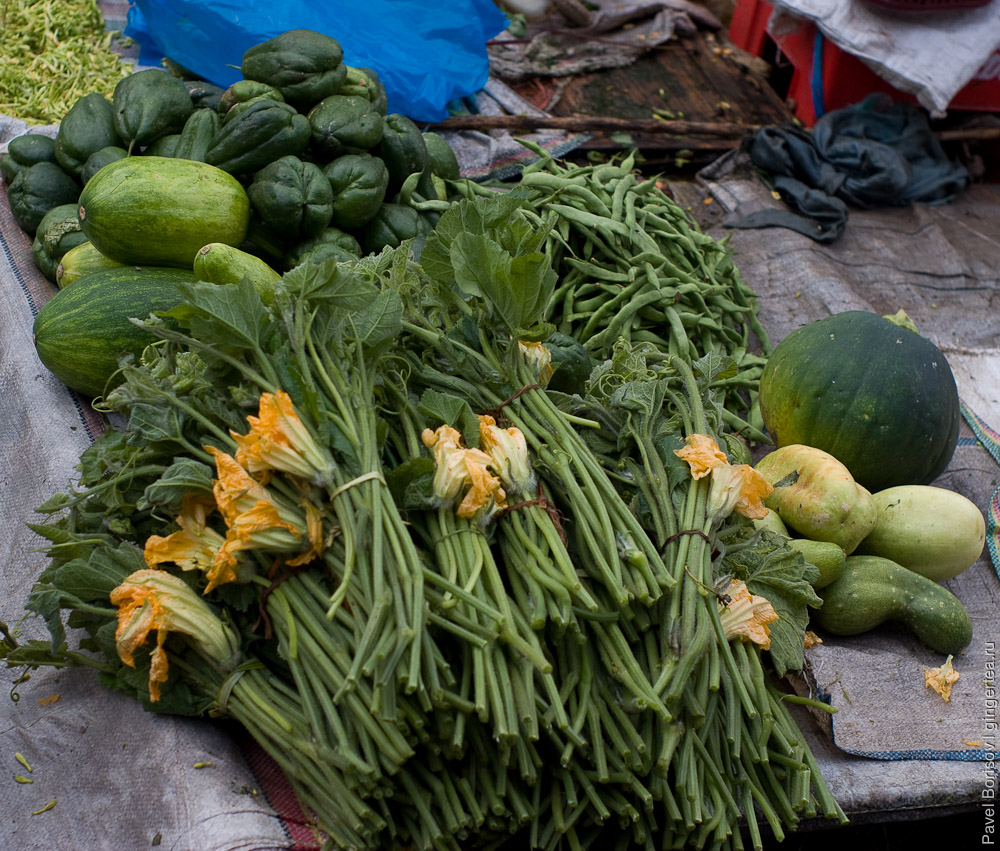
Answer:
xmin=512 ymin=143 xmax=771 ymax=443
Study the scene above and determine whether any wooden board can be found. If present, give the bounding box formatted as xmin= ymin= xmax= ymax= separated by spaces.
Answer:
xmin=537 ymin=30 xmax=794 ymax=168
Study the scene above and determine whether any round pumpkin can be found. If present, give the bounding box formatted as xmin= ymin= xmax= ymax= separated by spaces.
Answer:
xmin=758 ymin=310 xmax=960 ymax=492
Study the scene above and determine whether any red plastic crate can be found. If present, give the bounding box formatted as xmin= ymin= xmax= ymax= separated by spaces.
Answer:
xmin=730 ymin=0 xmax=1000 ymax=125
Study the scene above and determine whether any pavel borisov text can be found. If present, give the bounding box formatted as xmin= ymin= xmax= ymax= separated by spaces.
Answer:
xmin=986 ymin=640 xmax=997 ymax=845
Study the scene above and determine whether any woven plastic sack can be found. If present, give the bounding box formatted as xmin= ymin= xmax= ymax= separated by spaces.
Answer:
xmin=124 ymin=0 xmax=508 ymax=122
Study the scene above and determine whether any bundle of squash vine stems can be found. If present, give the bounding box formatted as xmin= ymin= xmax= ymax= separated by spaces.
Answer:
xmin=3 ymin=28 xmax=851 ymax=851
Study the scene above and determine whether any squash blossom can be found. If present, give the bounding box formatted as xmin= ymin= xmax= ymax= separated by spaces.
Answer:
xmin=110 ymin=569 xmax=241 ymax=702
xmin=924 ymin=655 xmax=960 ymax=702
xmin=421 ymin=425 xmax=507 ymax=519
xmin=674 ymin=433 xmax=772 ymax=521
xmin=478 ymin=415 xmax=535 ymax=497
xmin=518 ymin=340 xmax=554 ymax=386
xmin=143 ymin=493 xmax=234 ymax=591
xmin=207 ymin=446 xmax=323 ymax=582
xmin=673 ymin=433 xmax=728 ymax=480
xmin=231 ymin=389 xmax=335 ymax=487
xmin=718 ymin=579 xmax=779 ymax=650
xmin=707 ymin=462 xmax=772 ymax=521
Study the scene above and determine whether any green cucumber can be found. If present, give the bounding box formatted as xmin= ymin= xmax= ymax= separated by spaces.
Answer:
xmin=33 ymin=267 xmax=196 ymax=398
xmin=814 ymin=554 xmax=973 ymax=656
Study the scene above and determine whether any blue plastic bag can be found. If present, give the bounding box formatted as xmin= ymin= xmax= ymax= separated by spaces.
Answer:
xmin=124 ymin=0 xmax=508 ymax=122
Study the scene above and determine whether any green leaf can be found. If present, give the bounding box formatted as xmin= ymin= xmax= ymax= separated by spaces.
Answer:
xmin=165 ymin=279 xmax=269 ymax=351
xmin=141 ymin=458 xmax=215 ymax=512
xmin=351 ymin=288 xmax=403 ymax=349
xmin=449 ymin=232 xmax=555 ymax=335
xmin=127 ymin=402 xmax=188 ymax=447
xmin=385 ymin=457 xmax=437 ymax=510
xmin=419 ymin=193 xmax=529 ymax=289
xmin=417 ymin=389 xmax=481 ymax=448
xmin=282 ymin=256 xmax=378 ymax=312
xmin=723 ymin=531 xmax=822 ymax=676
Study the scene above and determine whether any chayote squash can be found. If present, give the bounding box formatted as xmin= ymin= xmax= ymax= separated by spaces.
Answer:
xmin=247 ymin=155 xmax=333 ymax=246
xmin=31 ymin=203 xmax=88 ymax=283
xmin=423 ymin=131 xmax=461 ymax=181
xmin=376 ymin=113 xmax=431 ymax=198
xmin=172 ymin=109 xmax=221 ymax=162
xmin=81 ymin=146 xmax=129 ymax=185
xmin=1 ymin=133 xmax=57 ymax=185
xmin=8 ymin=161 xmax=80 ymax=235
xmin=285 ymin=226 xmax=362 ymax=270
xmin=205 ymin=99 xmax=311 ymax=176
xmin=241 ymin=29 xmax=347 ymax=111
xmin=307 ymin=95 xmax=385 ymax=159
xmin=338 ymin=66 xmax=388 ymax=115
xmin=183 ymin=79 xmax=226 ymax=112
xmin=53 ymin=93 xmax=123 ymax=178
xmin=143 ymin=134 xmax=181 ymax=158
xmin=217 ymin=80 xmax=285 ymax=121
xmin=112 ymin=69 xmax=194 ymax=152
xmin=361 ymin=202 xmax=433 ymax=253
xmin=322 ymin=153 xmax=389 ymax=230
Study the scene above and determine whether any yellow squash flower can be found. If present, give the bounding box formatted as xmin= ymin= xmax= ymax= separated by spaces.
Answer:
xmin=478 ymin=414 xmax=535 ymax=496
xmin=924 ymin=655 xmax=960 ymax=702
xmin=206 ymin=446 xmax=321 ymax=585
xmin=231 ymin=389 xmax=335 ymax=486
xmin=803 ymin=630 xmax=823 ymax=649
xmin=110 ymin=569 xmax=240 ymax=702
xmin=421 ymin=425 xmax=507 ymax=519
xmin=518 ymin=340 xmax=554 ymax=386
xmin=708 ymin=462 xmax=773 ymax=521
xmin=718 ymin=579 xmax=779 ymax=650
xmin=144 ymin=493 xmax=226 ymax=580
xmin=674 ymin=433 xmax=728 ymax=480
xmin=675 ymin=433 xmax=773 ymax=522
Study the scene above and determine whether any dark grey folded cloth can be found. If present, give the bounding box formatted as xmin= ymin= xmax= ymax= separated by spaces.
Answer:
xmin=727 ymin=93 xmax=969 ymax=243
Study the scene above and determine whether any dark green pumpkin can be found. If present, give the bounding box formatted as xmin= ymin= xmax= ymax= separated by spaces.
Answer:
xmin=758 ymin=310 xmax=960 ymax=492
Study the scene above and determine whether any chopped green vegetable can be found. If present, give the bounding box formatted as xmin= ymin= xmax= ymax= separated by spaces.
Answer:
xmin=0 ymin=0 xmax=133 ymax=125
